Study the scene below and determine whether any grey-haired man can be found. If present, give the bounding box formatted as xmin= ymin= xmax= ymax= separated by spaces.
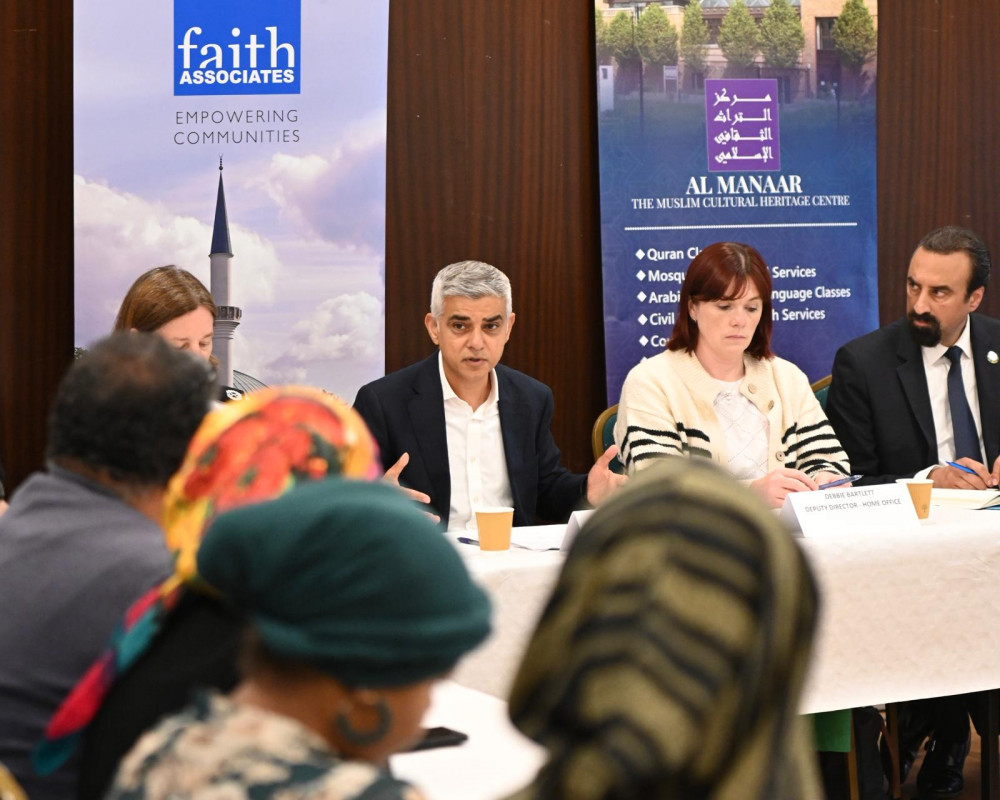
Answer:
xmin=354 ymin=260 xmax=624 ymax=531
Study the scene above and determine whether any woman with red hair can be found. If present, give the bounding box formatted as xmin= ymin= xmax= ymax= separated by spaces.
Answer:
xmin=614 ymin=242 xmax=849 ymax=508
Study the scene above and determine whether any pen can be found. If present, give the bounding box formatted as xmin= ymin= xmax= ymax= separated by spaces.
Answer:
xmin=946 ymin=461 xmax=979 ymax=475
xmin=456 ymin=536 xmax=548 ymax=551
xmin=818 ymin=474 xmax=863 ymax=490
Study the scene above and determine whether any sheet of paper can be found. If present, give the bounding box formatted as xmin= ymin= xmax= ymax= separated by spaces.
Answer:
xmin=560 ymin=509 xmax=595 ymax=551
xmin=931 ymin=488 xmax=1000 ymax=509
xmin=510 ymin=524 xmax=565 ymax=551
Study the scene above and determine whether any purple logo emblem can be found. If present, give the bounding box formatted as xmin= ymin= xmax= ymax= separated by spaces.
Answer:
xmin=705 ymin=79 xmax=780 ymax=172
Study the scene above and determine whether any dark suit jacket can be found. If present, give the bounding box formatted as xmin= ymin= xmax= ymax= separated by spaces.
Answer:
xmin=826 ymin=314 xmax=1000 ymax=485
xmin=353 ymin=354 xmax=587 ymax=527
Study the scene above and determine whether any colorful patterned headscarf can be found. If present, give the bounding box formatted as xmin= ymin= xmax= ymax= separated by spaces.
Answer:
xmin=505 ymin=458 xmax=820 ymax=800
xmin=35 ymin=386 xmax=379 ymax=773
xmin=163 ymin=386 xmax=379 ymax=584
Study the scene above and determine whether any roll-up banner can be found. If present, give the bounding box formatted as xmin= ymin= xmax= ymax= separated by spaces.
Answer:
xmin=74 ymin=0 xmax=389 ymax=400
xmin=596 ymin=0 xmax=879 ymax=403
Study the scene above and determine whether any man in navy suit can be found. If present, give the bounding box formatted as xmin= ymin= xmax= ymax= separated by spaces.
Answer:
xmin=827 ymin=226 xmax=1000 ymax=798
xmin=828 ymin=227 xmax=1000 ymax=490
xmin=354 ymin=260 xmax=624 ymax=530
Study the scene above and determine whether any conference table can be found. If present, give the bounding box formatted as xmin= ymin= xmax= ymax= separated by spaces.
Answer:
xmin=396 ymin=504 xmax=1000 ymax=800
xmin=392 ymin=681 xmax=546 ymax=800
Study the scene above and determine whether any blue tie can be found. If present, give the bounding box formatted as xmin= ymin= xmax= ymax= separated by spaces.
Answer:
xmin=945 ymin=345 xmax=982 ymax=462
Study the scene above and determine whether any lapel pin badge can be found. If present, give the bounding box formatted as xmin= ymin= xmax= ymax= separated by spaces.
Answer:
xmin=989 ymin=351 xmax=999 ymax=364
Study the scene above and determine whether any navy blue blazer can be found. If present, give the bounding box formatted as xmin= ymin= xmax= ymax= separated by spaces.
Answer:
xmin=826 ymin=314 xmax=1000 ymax=485
xmin=353 ymin=354 xmax=587 ymax=527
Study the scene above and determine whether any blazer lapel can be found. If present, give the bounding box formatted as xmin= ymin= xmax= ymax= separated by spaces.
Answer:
xmin=497 ymin=369 xmax=529 ymax=517
xmin=407 ymin=356 xmax=452 ymax=515
xmin=970 ymin=315 xmax=1000 ymax=464
xmin=895 ymin=325 xmax=937 ymax=461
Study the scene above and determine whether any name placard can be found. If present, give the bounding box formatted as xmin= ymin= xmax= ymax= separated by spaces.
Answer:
xmin=561 ymin=509 xmax=595 ymax=552
xmin=780 ymin=484 xmax=919 ymax=538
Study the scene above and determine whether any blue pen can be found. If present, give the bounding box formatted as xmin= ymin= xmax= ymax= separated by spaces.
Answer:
xmin=947 ymin=460 xmax=979 ymax=475
xmin=818 ymin=474 xmax=863 ymax=490
xmin=456 ymin=536 xmax=552 ymax=551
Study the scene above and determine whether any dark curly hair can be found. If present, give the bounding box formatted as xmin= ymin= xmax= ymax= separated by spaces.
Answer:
xmin=46 ymin=333 xmax=215 ymax=488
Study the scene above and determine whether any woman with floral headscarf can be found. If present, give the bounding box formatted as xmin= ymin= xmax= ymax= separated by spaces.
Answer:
xmin=35 ymin=387 xmax=381 ymax=799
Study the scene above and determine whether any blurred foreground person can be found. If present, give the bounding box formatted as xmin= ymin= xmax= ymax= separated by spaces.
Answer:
xmin=35 ymin=387 xmax=380 ymax=799
xmin=106 ymin=479 xmax=491 ymax=800
xmin=0 ymin=334 xmax=214 ymax=800
xmin=506 ymin=459 xmax=820 ymax=800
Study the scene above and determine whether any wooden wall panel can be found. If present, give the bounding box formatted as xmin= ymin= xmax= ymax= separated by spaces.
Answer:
xmin=0 ymin=0 xmax=74 ymax=489
xmin=386 ymin=1 xmax=605 ymax=473
xmin=6 ymin=1 xmax=1000 ymax=488
xmin=877 ymin=2 xmax=1000 ymax=323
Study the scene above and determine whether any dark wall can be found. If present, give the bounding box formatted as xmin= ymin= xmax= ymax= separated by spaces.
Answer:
xmin=1 ymin=2 xmax=75 ymax=491
xmin=4 ymin=1 xmax=1000 ymax=488
xmin=876 ymin=1 xmax=1000 ymax=324
xmin=385 ymin=2 xmax=605 ymax=475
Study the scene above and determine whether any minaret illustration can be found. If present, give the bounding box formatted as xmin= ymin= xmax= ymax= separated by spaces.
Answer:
xmin=210 ymin=158 xmax=241 ymax=389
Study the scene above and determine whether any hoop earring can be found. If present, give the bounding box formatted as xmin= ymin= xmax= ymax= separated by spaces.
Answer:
xmin=335 ymin=697 xmax=392 ymax=746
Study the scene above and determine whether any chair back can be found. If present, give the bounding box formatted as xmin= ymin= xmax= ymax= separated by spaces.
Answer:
xmin=811 ymin=375 xmax=832 ymax=411
xmin=591 ymin=404 xmax=624 ymax=474
xmin=0 ymin=765 xmax=26 ymax=800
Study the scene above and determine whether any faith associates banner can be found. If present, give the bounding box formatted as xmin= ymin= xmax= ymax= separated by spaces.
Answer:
xmin=596 ymin=3 xmax=879 ymax=404
xmin=74 ymin=0 xmax=388 ymax=400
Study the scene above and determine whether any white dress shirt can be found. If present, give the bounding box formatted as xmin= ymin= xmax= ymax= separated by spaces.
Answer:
xmin=917 ymin=318 xmax=985 ymax=475
xmin=439 ymin=354 xmax=514 ymax=531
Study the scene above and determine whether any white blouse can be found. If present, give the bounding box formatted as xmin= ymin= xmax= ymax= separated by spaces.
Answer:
xmin=713 ymin=378 xmax=769 ymax=480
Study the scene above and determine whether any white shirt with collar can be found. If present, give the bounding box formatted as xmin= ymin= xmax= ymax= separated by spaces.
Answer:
xmin=438 ymin=353 xmax=514 ymax=531
xmin=917 ymin=317 xmax=986 ymax=475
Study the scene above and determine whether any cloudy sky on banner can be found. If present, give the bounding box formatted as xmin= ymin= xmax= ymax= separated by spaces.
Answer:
xmin=74 ymin=1 xmax=388 ymax=399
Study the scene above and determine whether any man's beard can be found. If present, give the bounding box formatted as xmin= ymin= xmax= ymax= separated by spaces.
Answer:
xmin=907 ymin=310 xmax=942 ymax=347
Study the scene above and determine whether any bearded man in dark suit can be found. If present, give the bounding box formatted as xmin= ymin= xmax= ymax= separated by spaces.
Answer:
xmin=827 ymin=226 xmax=1000 ymax=798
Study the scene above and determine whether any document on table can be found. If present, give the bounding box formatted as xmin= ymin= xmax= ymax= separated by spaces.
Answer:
xmin=931 ymin=488 xmax=1000 ymax=509
xmin=505 ymin=510 xmax=596 ymax=550
xmin=561 ymin=509 xmax=595 ymax=550
xmin=510 ymin=524 xmax=565 ymax=551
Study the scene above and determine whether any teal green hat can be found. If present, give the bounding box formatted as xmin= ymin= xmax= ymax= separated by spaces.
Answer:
xmin=197 ymin=478 xmax=491 ymax=687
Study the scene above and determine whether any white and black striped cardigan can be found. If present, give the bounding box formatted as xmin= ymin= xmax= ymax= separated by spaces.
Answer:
xmin=614 ymin=349 xmax=850 ymax=479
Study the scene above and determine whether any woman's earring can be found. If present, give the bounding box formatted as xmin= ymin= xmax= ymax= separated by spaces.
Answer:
xmin=335 ymin=695 xmax=392 ymax=746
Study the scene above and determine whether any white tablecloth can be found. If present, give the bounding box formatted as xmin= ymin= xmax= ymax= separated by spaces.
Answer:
xmin=448 ymin=532 xmax=564 ymax=699
xmin=391 ymin=682 xmax=545 ymax=800
xmin=799 ymin=504 xmax=1000 ymax=712
xmin=449 ymin=507 xmax=1000 ymax=713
